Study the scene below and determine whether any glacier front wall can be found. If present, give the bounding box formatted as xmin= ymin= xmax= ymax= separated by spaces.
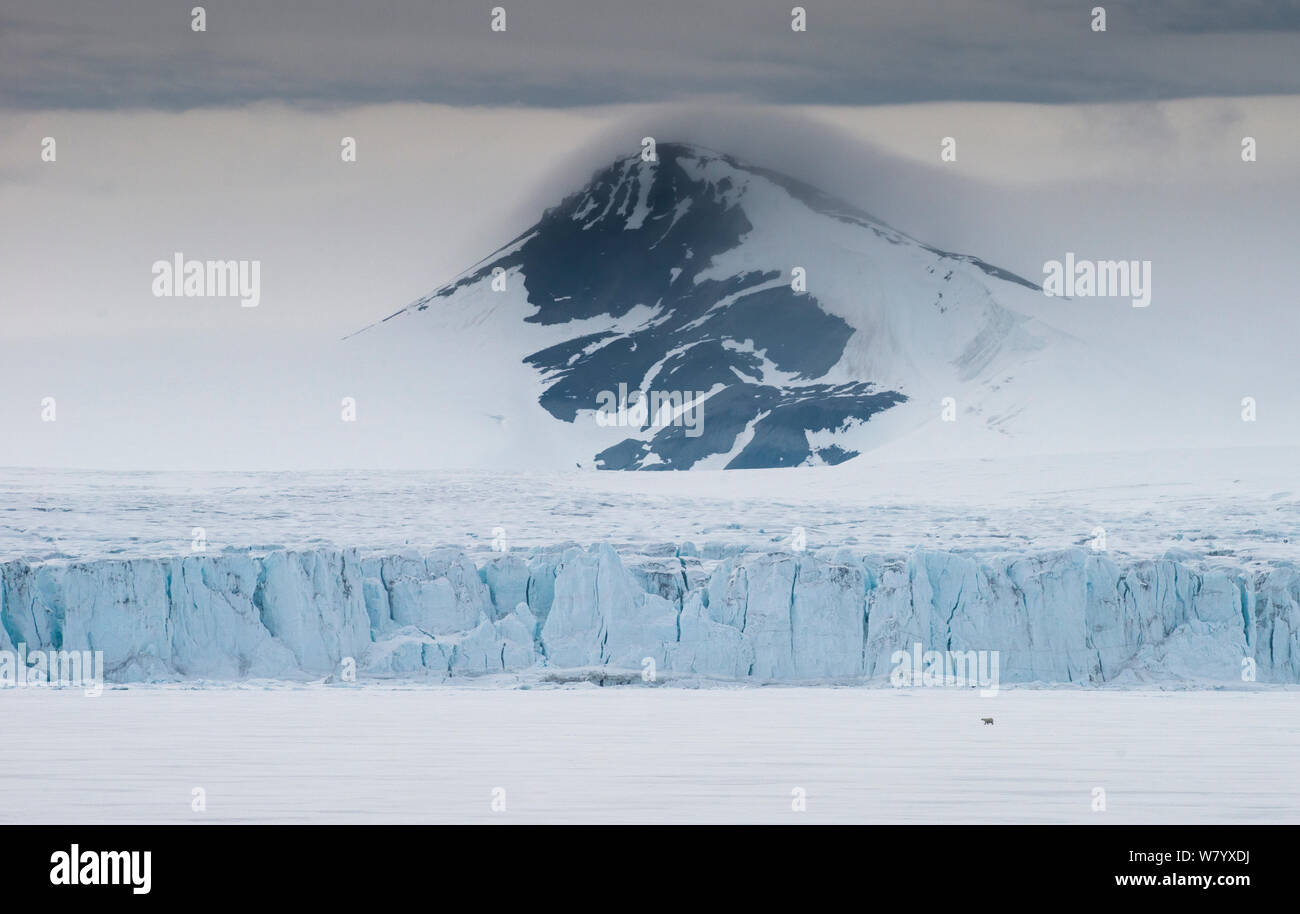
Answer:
xmin=1 ymin=545 xmax=1297 ymax=684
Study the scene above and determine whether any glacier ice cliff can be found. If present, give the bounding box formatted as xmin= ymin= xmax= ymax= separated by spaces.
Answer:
xmin=1 ymin=544 xmax=1297 ymax=684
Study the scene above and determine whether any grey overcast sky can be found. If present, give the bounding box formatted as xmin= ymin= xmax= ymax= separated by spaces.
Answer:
xmin=4 ymin=0 xmax=1300 ymax=109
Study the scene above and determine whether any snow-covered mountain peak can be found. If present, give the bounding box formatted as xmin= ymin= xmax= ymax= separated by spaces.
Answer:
xmin=354 ymin=144 xmax=1081 ymax=470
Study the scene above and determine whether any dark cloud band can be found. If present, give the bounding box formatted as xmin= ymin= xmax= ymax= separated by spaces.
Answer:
xmin=3 ymin=0 xmax=1300 ymax=109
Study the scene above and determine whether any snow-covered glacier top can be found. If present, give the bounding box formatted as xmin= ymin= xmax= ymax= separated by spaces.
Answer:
xmin=3 ymin=447 xmax=1295 ymax=567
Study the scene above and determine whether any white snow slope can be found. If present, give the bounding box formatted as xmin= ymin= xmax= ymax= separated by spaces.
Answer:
xmin=337 ymin=142 xmax=1299 ymax=473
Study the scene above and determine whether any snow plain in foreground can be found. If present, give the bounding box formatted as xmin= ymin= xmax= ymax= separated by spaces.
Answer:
xmin=1 ymin=686 xmax=1296 ymax=824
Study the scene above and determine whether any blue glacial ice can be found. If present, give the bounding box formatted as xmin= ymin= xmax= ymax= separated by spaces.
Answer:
xmin=1 ymin=544 xmax=1297 ymax=684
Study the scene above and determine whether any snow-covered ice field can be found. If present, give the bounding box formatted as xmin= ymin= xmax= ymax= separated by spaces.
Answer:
xmin=1 ymin=686 xmax=1296 ymax=824
xmin=4 ymin=445 xmax=1297 ymax=566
